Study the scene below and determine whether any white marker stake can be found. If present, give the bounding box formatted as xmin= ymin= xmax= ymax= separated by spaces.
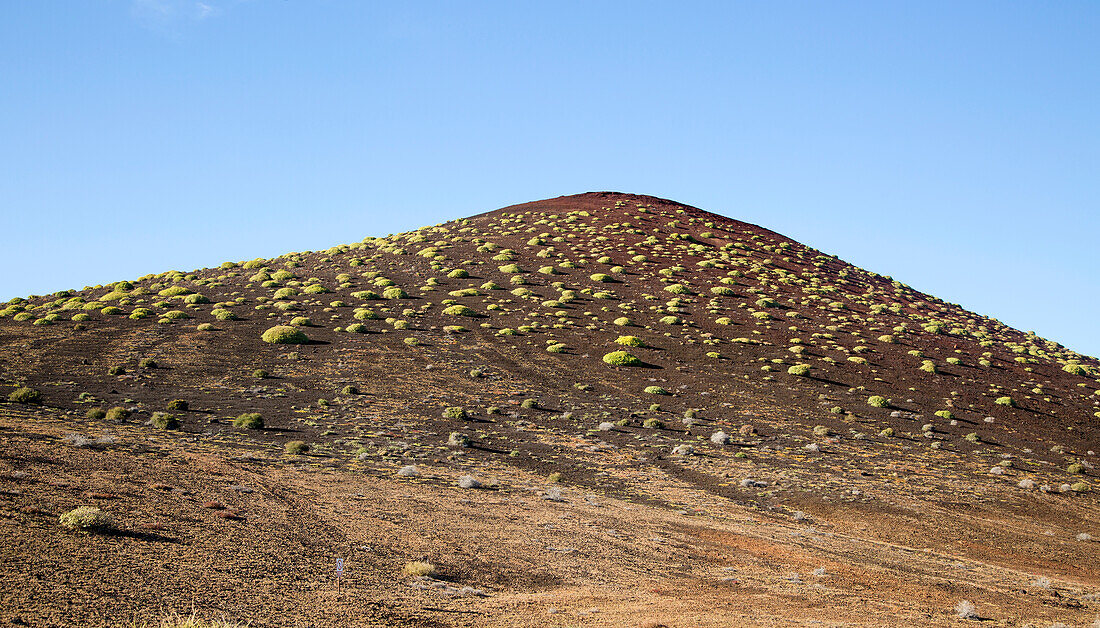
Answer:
xmin=336 ymin=558 xmax=344 ymax=590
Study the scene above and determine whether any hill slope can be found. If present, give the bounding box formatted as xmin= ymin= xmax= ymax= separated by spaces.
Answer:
xmin=1 ymin=192 xmax=1098 ymax=627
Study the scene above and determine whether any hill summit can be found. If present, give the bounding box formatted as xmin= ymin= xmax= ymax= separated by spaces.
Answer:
xmin=1 ymin=192 xmax=1098 ymax=627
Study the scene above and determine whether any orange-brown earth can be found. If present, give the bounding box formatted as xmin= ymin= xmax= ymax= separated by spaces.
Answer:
xmin=1 ymin=192 xmax=1098 ymax=626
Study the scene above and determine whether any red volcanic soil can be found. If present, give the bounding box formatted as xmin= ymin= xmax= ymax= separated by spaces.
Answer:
xmin=1 ymin=192 xmax=1098 ymax=626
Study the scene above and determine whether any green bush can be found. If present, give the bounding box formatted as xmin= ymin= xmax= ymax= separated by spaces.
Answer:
xmin=546 ymin=343 xmax=566 ymax=353
xmin=233 ymin=413 xmax=263 ymax=429
xmin=664 ymin=284 xmax=691 ymax=295
xmin=59 ymin=506 xmax=113 ymax=531
xmin=166 ymin=399 xmax=188 ymax=411
xmin=105 ymin=406 xmax=130 ymax=421
xmin=139 ymin=358 xmax=158 ymax=369
xmin=602 ymin=351 xmax=641 ymax=366
xmin=644 ymin=386 xmax=669 ymax=395
xmin=129 ymin=308 xmax=153 ymax=320
xmin=590 ymin=273 xmax=614 ymax=282
xmin=284 ymin=440 xmax=310 ymax=455
xmin=498 ymin=263 xmax=522 ymax=273
xmin=442 ymin=406 xmax=468 ymax=420
xmin=261 ymin=325 xmax=308 ymax=344
xmin=8 ymin=387 xmax=41 ymax=404
xmin=150 ymin=412 xmax=179 ymax=430
xmin=879 ymin=427 xmax=895 ymax=437
xmin=447 ymin=268 xmax=469 ymax=278
xmin=382 ymin=287 xmax=408 ymax=299
xmin=252 ymin=369 xmax=269 ymax=378
xmin=342 ymin=385 xmax=359 ymax=395
xmin=86 ymin=407 xmax=107 ymax=420
xmin=196 ymin=323 xmax=215 ymax=331
xmin=158 ymin=286 xmax=191 ymax=297
xmin=613 ymin=317 xmax=633 ymax=326
xmin=787 ymin=364 xmax=811 ymax=376
xmin=867 ymin=395 xmax=887 ymax=408
xmin=995 ymin=396 xmax=1015 ymax=407
xmin=290 ymin=316 xmax=312 ymax=327
xmin=521 ymin=398 xmax=538 ymax=409
xmin=443 ymin=305 xmax=478 ymax=317
xmin=1068 ymin=462 xmax=1085 ymax=474
xmin=643 ymin=418 xmax=664 ymax=429
xmin=163 ymin=310 xmax=189 ymax=320
xmin=615 ymin=335 xmax=645 ymax=347
xmin=211 ymin=308 xmax=236 ymax=321
xmin=934 ymin=410 xmax=954 ymax=420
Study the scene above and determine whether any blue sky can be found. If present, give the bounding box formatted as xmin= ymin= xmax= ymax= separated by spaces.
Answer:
xmin=2 ymin=1 xmax=1097 ymax=357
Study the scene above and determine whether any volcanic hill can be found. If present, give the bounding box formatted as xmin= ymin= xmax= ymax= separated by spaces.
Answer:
xmin=1 ymin=192 xmax=1098 ymax=627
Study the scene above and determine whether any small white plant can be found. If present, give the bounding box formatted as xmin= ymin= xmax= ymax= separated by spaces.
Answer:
xmin=1032 ymin=576 xmax=1052 ymax=589
xmin=812 ymin=567 xmax=826 ymax=577
xmin=672 ymin=444 xmax=693 ymax=455
xmin=955 ymin=600 xmax=977 ymax=619
xmin=397 ymin=465 xmax=419 ymax=477
xmin=710 ymin=430 xmax=730 ymax=445
xmin=1077 ymin=532 xmax=1093 ymax=542
xmin=598 ymin=421 xmax=615 ymax=431
xmin=1018 ymin=478 xmax=1035 ymax=489
xmin=804 ymin=443 xmax=820 ymax=452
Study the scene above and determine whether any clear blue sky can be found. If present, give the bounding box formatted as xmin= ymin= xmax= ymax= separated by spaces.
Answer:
xmin=2 ymin=1 xmax=1097 ymax=357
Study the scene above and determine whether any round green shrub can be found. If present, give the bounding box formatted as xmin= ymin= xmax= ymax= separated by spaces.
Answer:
xmin=644 ymin=386 xmax=669 ymax=395
xmin=382 ymin=287 xmax=408 ymax=299
xmin=602 ymin=351 xmax=641 ymax=367
xmin=787 ymin=364 xmax=811 ymax=376
xmin=442 ymin=406 xmax=467 ymax=420
xmin=212 ymin=309 xmax=237 ymax=320
xmin=613 ymin=317 xmax=633 ymax=326
xmin=252 ymin=369 xmax=269 ymax=378
xmin=443 ymin=305 xmax=478 ymax=317
xmin=150 ymin=412 xmax=179 ymax=430
xmin=342 ymin=385 xmax=359 ymax=395
xmin=447 ymin=268 xmax=469 ymax=278
xmin=158 ymin=286 xmax=191 ymax=297
xmin=105 ymin=407 xmax=130 ymax=421
xmin=290 ymin=316 xmax=312 ymax=327
xmin=166 ymin=399 xmax=188 ymax=411
xmin=615 ymin=335 xmax=645 ymax=347
xmin=284 ymin=440 xmax=310 ymax=455
xmin=86 ymin=408 xmax=107 ymax=420
xmin=139 ymin=358 xmax=158 ymax=369
xmin=995 ymin=396 xmax=1015 ymax=407
xmin=590 ymin=273 xmax=614 ymax=282
xmin=643 ymin=418 xmax=664 ymax=429
xmin=261 ymin=325 xmax=308 ymax=344
xmin=59 ymin=506 xmax=113 ymax=531
xmin=8 ymin=387 xmax=41 ymax=404
xmin=934 ymin=410 xmax=955 ymax=420
xmin=546 ymin=343 xmax=566 ymax=353
xmin=233 ymin=412 xmax=263 ymax=429
xmin=1068 ymin=462 xmax=1085 ymax=474
xmin=867 ymin=395 xmax=887 ymax=408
